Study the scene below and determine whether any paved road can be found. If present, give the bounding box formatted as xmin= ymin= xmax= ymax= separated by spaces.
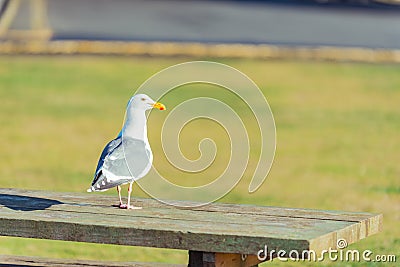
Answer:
xmin=10 ymin=0 xmax=400 ymax=49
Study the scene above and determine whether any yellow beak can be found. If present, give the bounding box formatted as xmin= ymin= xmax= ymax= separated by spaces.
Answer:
xmin=152 ymin=102 xmax=166 ymax=110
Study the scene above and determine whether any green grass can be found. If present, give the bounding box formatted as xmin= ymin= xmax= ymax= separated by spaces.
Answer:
xmin=0 ymin=56 xmax=399 ymax=266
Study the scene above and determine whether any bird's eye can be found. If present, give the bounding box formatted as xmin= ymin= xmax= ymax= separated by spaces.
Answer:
xmin=141 ymin=98 xmax=146 ymax=101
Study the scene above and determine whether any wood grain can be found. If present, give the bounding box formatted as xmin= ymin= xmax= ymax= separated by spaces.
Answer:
xmin=0 ymin=188 xmax=383 ymax=256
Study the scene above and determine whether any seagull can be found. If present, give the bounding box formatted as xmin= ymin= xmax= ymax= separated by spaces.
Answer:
xmin=87 ymin=94 xmax=165 ymax=209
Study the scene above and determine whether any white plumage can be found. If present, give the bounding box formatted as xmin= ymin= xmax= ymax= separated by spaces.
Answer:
xmin=87 ymin=94 xmax=165 ymax=209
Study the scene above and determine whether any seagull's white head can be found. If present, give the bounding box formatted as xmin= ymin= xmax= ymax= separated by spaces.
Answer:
xmin=128 ymin=94 xmax=166 ymax=111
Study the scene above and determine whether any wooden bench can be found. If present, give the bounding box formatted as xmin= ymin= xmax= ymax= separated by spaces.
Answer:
xmin=0 ymin=188 xmax=382 ymax=266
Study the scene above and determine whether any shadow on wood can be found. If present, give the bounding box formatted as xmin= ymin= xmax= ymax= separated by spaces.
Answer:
xmin=0 ymin=194 xmax=62 ymax=211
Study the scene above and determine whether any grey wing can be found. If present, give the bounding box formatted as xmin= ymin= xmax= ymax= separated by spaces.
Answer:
xmin=121 ymin=137 xmax=153 ymax=179
xmin=88 ymin=137 xmax=152 ymax=192
xmin=91 ymin=137 xmax=122 ymax=187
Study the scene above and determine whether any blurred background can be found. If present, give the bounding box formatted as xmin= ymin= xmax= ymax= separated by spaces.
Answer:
xmin=0 ymin=0 xmax=399 ymax=266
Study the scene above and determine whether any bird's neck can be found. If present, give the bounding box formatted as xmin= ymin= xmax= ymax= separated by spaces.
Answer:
xmin=122 ymin=108 xmax=148 ymax=141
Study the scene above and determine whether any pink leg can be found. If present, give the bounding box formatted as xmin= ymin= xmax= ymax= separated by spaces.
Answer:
xmin=126 ymin=182 xmax=141 ymax=210
xmin=117 ymin=185 xmax=127 ymax=209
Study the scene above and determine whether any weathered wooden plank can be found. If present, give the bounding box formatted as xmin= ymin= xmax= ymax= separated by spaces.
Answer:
xmin=0 ymin=188 xmax=381 ymax=240
xmin=0 ymin=202 xmax=354 ymax=237
xmin=0 ymin=255 xmax=184 ymax=267
xmin=0 ymin=188 xmax=382 ymax=256
xmin=0 ymin=199 xmax=355 ymax=254
xmin=0 ymin=213 xmax=312 ymax=254
xmin=0 ymin=200 xmax=360 ymax=240
xmin=0 ymin=188 xmax=377 ymax=222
